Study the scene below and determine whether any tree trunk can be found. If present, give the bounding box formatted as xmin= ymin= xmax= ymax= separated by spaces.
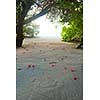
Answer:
xmin=16 ymin=33 xmax=24 ymax=48
xmin=16 ymin=6 xmax=25 ymax=48
xmin=16 ymin=20 xmax=24 ymax=47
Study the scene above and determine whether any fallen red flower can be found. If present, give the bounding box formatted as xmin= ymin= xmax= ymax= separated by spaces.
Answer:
xmin=27 ymin=64 xmax=31 ymax=68
xmin=70 ymin=68 xmax=75 ymax=72
xmin=73 ymin=76 xmax=78 ymax=80
xmin=51 ymin=64 xmax=56 ymax=67
xmin=32 ymin=64 xmax=36 ymax=68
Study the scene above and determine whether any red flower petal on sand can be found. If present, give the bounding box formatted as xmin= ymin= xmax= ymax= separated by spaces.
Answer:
xmin=32 ymin=64 xmax=36 ymax=68
xmin=51 ymin=64 xmax=56 ymax=67
xmin=70 ymin=68 xmax=75 ymax=72
xmin=73 ymin=76 xmax=78 ymax=80
xmin=27 ymin=64 xmax=31 ymax=68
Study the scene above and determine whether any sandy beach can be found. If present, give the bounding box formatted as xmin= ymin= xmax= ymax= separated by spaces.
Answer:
xmin=16 ymin=38 xmax=83 ymax=100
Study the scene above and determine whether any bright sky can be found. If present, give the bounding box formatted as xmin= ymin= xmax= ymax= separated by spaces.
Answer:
xmin=34 ymin=15 xmax=62 ymax=39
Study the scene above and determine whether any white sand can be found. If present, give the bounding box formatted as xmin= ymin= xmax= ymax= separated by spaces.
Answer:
xmin=16 ymin=38 xmax=83 ymax=100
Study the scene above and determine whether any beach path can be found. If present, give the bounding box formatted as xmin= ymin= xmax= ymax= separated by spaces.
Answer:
xmin=16 ymin=38 xmax=83 ymax=100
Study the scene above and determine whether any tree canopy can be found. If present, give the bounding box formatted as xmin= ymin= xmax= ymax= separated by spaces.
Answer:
xmin=16 ymin=0 xmax=54 ymax=26
xmin=46 ymin=0 xmax=83 ymax=43
xmin=16 ymin=0 xmax=83 ymax=47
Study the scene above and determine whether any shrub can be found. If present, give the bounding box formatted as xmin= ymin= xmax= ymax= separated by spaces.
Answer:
xmin=61 ymin=21 xmax=83 ymax=42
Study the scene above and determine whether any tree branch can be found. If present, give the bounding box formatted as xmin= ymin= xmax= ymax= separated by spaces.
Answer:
xmin=23 ymin=5 xmax=51 ymax=25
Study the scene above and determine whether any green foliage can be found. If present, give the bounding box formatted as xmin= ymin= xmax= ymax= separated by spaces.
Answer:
xmin=23 ymin=23 xmax=40 ymax=38
xmin=61 ymin=20 xmax=83 ymax=42
xmin=59 ymin=0 xmax=83 ymax=43
xmin=46 ymin=0 xmax=83 ymax=43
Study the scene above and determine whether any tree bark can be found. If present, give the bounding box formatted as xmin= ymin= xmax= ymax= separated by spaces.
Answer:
xmin=16 ymin=23 xmax=24 ymax=47
xmin=16 ymin=34 xmax=24 ymax=48
xmin=16 ymin=14 xmax=24 ymax=48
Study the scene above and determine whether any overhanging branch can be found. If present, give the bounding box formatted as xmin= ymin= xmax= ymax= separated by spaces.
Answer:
xmin=23 ymin=5 xmax=50 ymax=25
